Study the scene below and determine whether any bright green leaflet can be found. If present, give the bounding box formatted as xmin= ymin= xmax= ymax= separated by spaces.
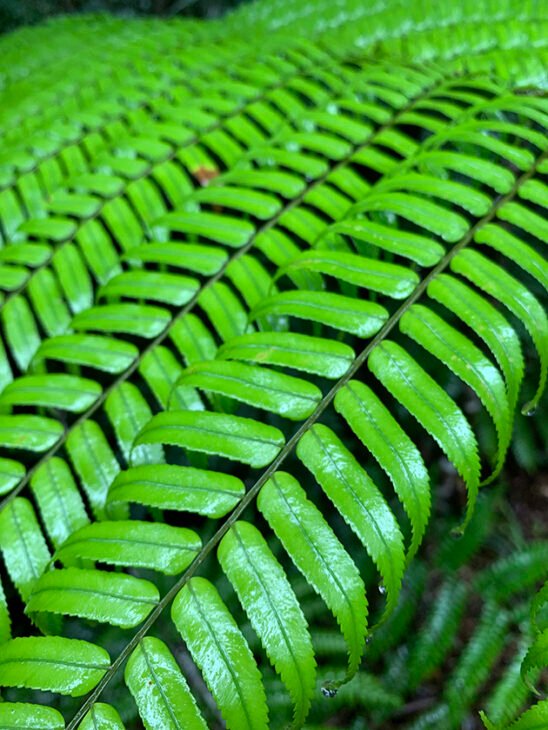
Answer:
xmin=297 ymin=424 xmax=405 ymax=620
xmin=26 ymin=568 xmax=159 ymax=628
xmin=250 ymin=290 xmax=388 ymax=337
xmin=276 ymin=249 xmax=419 ymax=298
xmin=107 ymin=464 xmax=244 ymax=518
xmin=172 ymin=577 xmax=269 ymax=730
xmin=258 ymin=472 xmax=367 ymax=684
xmin=521 ymin=629 xmax=548 ymax=695
xmin=0 ymin=374 xmax=101 ymax=413
xmin=78 ymin=703 xmax=125 ymax=730
xmin=55 ymin=521 xmax=201 ymax=575
xmin=334 ymin=380 xmax=431 ymax=563
xmin=133 ymin=411 xmax=285 ymax=467
xmin=0 ymin=637 xmax=110 ymax=696
xmin=125 ymin=637 xmax=207 ymax=730
xmin=400 ymin=304 xmax=511 ymax=481
xmin=217 ymin=331 xmax=354 ymax=378
xmin=0 ymin=703 xmax=65 ymax=730
xmin=369 ymin=341 xmax=480 ymax=533
xmin=218 ymin=521 xmax=316 ymax=728
xmin=176 ymin=360 xmax=322 ymax=420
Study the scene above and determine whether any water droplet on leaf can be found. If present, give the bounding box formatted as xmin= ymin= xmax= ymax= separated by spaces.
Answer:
xmin=521 ymin=401 xmax=537 ymax=417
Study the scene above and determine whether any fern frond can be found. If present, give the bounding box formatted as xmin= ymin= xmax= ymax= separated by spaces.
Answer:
xmin=484 ymin=637 xmax=535 ymax=727
xmin=475 ymin=543 xmax=548 ymax=603
xmin=407 ymin=576 xmax=468 ymax=689
xmin=446 ymin=601 xmax=511 ymax=720
xmin=0 ymin=3 xmax=546 ymax=728
xmin=481 ymin=702 xmax=548 ymax=730
xmin=218 ymin=521 xmax=316 ymax=726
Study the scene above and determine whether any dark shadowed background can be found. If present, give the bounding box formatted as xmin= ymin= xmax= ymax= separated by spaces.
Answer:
xmin=0 ymin=0 xmax=245 ymax=32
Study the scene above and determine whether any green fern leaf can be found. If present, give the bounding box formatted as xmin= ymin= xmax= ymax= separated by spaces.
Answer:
xmin=191 ymin=185 xmax=282 ymax=219
xmin=250 ymin=290 xmax=388 ymax=337
xmin=498 ymin=201 xmax=547 ymax=243
xmin=451 ymin=249 xmax=547 ymax=414
xmin=334 ymin=380 xmax=431 ymax=562
xmin=140 ymin=346 xmax=204 ymax=413
xmin=475 ymin=224 xmax=548 ymax=292
xmin=172 ymin=577 xmax=269 ymax=730
xmin=376 ymin=172 xmax=492 ymax=215
xmin=122 ymin=242 xmax=227 ymax=275
xmin=0 ymin=374 xmax=101 ymax=413
xmin=258 ymin=471 xmax=367 ymax=683
xmin=481 ymin=701 xmax=548 ymax=730
xmin=98 ymin=271 xmax=199 ymax=306
xmin=521 ymin=629 xmax=548 ymax=695
xmin=351 ymin=191 xmax=469 ymax=241
xmin=28 ymin=269 xmax=71 ymax=336
xmin=0 ymin=498 xmax=49 ymax=602
xmin=78 ymin=703 xmax=125 ymax=730
xmin=158 ymin=211 xmax=254 ymax=247
xmin=218 ymin=520 xmax=316 ymax=728
xmin=531 ymin=582 xmax=548 ymax=633
xmin=369 ymin=341 xmax=480 ymax=532
xmin=175 ymin=360 xmax=322 ymax=420
xmin=0 ymin=703 xmax=65 ymax=730
xmin=170 ymin=314 xmax=217 ymax=366
xmin=0 ymin=414 xmax=62 ymax=452
xmin=217 ymin=331 xmax=354 ymax=378
xmin=400 ymin=303 xmax=511 ymax=481
xmin=276 ymin=250 xmax=419 ymax=298
xmin=133 ymin=411 xmax=284 ymax=467
xmin=107 ymin=464 xmax=244 ymax=518
xmin=32 ymin=334 xmax=138 ymax=374
xmin=2 ymin=298 xmax=40 ymax=370
xmin=0 ymin=636 xmax=110 ymax=696
xmin=29 ymin=458 xmax=89 ymax=549
xmin=66 ymin=421 xmax=123 ymax=520
xmin=198 ymin=282 xmax=252 ymax=341
xmin=297 ymin=424 xmax=405 ymax=619
xmin=0 ymin=458 xmax=25 ymax=496
xmin=125 ymin=637 xmax=207 ymax=730
xmin=416 ymin=150 xmax=515 ymax=193
xmin=0 ymin=577 xmax=10 ymax=644
xmin=105 ymin=383 xmax=164 ymax=466
xmin=71 ymin=303 xmax=171 ymax=338
xmin=52 ymin=243 xmax=93 ymax=314
xmin=484 ymin=637 xmax=535 ymax=727
xmin=54 ymin=521 xmax=201 ymax=575
xmin=26 ymin=568 xmax=159 ymax=628
xmin=331 ymin=218 xmax=445 ymax=265
xmin=427 ymin=274 xmax=524 ymax=416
